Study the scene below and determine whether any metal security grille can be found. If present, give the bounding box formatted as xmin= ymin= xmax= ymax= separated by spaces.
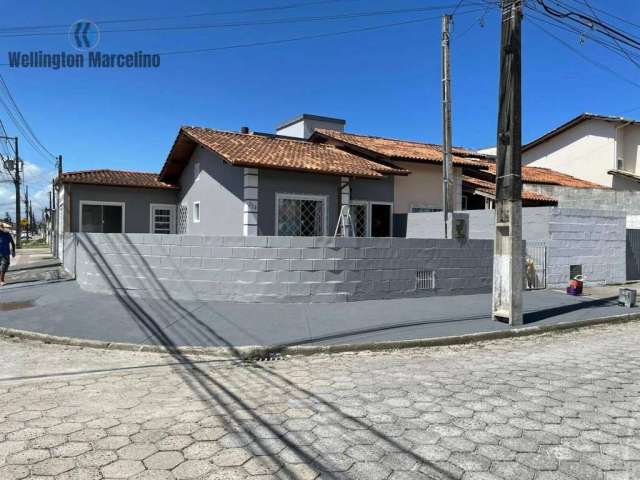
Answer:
xmin=278 ymin=197 xmax=324 ymax=236
xmin=352 ymin=204 xmax=368 ymax=237
xmin=152 ymin=208 xmax=172 ymax=234
xmin=525 ymin=241 xmax=547 ymax=290
xmin=626 ymin=229 xmax=640 ymax=281
xmin=416 ymin=270 xmax=435 ymax=290
xmin=177 ymin=205 xmax=188 ymax=234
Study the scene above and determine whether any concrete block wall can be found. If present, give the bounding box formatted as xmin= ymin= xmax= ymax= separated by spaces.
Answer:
xmin=64 ymin=233 xmax=493 ymax=303
xmin=546 ymin=208 xmax=625 ymax=287
xmin=407 ymin=208 xmax=553 ymax=240
xmin=526 ymin=185 xmax=640 ymax=215
xmin=406 ymin=207 xmax=626 ymax=287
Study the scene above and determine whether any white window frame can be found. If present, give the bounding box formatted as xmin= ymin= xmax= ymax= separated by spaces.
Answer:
xmin=349 ymin=200 xmax=370 ymax=237
xmin=275 ymin=193 xmax=328 ymax=236
xmin=194 ymin=160 xmax=201 ymax=182
xmin=78 ymin=201 xmax=126 ymax=233
xmin=149 ymin=203 xmax=177 ymax=234
xmin=369 ymin=201 xmax=394 ymax=237
xmin=193 ymin=201 xmax=201 ymax=223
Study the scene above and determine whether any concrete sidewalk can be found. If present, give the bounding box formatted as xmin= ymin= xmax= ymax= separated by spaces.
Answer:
xmin=0 ymin=280 xmax=631 ymax=349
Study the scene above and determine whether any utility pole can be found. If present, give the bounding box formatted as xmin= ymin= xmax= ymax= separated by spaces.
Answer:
xmin=24 ymin=185 xmax=29 ymax=241
xmin=441 ymin=14 xmax=453 ymax=239
xmin=1 ymin=135 xmax=20 ymax=248
xmin=492 ymin=0 xmax=523 ymax=326
xmin=54 ymin=155 xmax=62 ymax=256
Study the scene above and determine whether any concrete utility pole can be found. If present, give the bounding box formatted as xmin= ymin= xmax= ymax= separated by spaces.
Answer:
xmin=24 ymin=185 xmax=29 ymax=241
xmin=441 ymin=14 xmax=453 ymax=239
xmin=1 ymin=135 xmax=20 ymax=248
xmin=492 ymin=0 xmax=523 ymax=326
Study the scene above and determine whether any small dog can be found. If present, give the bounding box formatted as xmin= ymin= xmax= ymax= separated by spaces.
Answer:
xmin=526 ymin=257 xmax=537 ymax=289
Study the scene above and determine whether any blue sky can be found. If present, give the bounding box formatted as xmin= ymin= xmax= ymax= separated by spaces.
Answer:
xmin=0 ymin=0 xmax=638 ymax=214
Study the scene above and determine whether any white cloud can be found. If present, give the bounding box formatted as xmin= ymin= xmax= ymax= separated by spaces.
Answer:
xmin=0 ymin=160 xmax=56 ymax=222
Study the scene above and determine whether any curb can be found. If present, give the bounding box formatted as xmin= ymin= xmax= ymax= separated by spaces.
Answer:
xmin=1 ymin=312 xmax=639 ymax=360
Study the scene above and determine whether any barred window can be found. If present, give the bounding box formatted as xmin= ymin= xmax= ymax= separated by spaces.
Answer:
xmin=277 ymin=194 xmax=326 ymax=236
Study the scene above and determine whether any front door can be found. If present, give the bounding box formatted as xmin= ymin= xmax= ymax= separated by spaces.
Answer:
xmin=370 ymin=203 xmax=392 ymax=237
xmin=151 ymin=204 xmax=176 ymax=234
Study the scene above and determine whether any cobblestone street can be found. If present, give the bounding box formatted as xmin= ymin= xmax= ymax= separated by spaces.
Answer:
xmin=1 ymin=321 xmax=639 ymax=480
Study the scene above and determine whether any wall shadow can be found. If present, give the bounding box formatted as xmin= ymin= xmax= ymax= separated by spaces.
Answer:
xmin=77 ymin=233 xmax=458 ymax=479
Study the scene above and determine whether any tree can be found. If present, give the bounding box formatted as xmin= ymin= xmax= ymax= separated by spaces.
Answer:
xmin=2 ymin=212 xmax=11 ymax=224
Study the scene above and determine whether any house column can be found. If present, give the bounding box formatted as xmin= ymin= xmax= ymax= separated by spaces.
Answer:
xmin=243 ymin=168 xmax=258 ymax=236
xmin=339 ymin=176 xmax=351 ymax=236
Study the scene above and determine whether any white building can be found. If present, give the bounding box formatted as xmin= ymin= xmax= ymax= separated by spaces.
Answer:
xmin=522 ymin=113 xmax=640 ymax=190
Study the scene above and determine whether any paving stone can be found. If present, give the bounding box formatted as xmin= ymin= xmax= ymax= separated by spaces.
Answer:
xmin=172 ymin=459 xmax=212 ymax=479
xmin=118 ymin=443 xmax=158 ymax=461
xmin=211 ymin=448 xmax=252 ymax=467
xmin=31 ymin=457 xmax=76 ymax=476
xmin=1 ymin=318 xmax=640 ymax=480
xmin=516 ymin=453 xmax=559 ymax=471
xmin=347 ymin=461 xmax=392 ymax=480
xmin=182 ymin=441 xmax=221 ymax=459
xmin=144 ymin=451 xmax=185 ymax=470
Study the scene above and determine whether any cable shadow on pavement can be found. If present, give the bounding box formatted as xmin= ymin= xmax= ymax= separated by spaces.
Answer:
xmin=523 ymin=296 xmax=619 ymax=324
xmin=82 ymin=233 xmax=459 ymax=480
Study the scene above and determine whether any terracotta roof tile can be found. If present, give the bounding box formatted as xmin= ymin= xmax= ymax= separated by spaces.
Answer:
xmin=481 ymin=165 xmax=608 ymax=188
xmin=61 ymin=170 xmax=178 ymax=189
xmin=312 ymin=129 xmax=492 ymax=167
xmin=463 ymin=176 xmax=557 ymax=204
xmin=161 ymin=127 xmax=409 ymax=181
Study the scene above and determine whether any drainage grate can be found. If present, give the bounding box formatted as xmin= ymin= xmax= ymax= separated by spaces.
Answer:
xmin=416 ymin=270 xmax=435 ymax=290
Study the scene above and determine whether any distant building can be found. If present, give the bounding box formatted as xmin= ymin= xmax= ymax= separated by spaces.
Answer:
xmin=522 ymin=113 xmax=640 ymax=190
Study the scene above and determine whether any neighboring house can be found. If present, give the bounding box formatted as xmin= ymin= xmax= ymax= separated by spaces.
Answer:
xmin=308 ymin=127 xmax=492 ymax=234
xmin=461 ymin=163 xmax=607 ymax=209
xmin=522 ymin=113 xmax=640 ymax=190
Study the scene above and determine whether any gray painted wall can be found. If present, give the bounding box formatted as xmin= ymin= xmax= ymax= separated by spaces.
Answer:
xmin=67 ymin=183 xmax=178 ymax=233
xmin=525 ymin=184 xmax=640 ymax=215
xmin=65 ymin=233 xmax=493 ymax=303
xmin=546 ymin=208 xmax=626 ymax=287
xmin=350 ymin=176 xmax=395 ymax=203
xmin=257 ymin=170 xmax=396 ymax=236
xmin=407 ymin=207 xmax=626 ymax=287
xmin=258 ymin=170 xmax=341 ymax=236
xmin=178 ymin=146 xmax=245 ymax=235
xmin=407 ymin=208 xmax=553 ymax=240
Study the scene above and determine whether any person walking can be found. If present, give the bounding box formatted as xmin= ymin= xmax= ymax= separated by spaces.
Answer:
xmin=0 ymin=223 xmax=16 ymax=287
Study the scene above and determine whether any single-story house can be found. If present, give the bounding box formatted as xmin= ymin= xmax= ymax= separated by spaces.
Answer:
xmin=56 ymin=113 xmax=606 ymax=241
xmin=58 ymin=115 xmax=413 ymax=239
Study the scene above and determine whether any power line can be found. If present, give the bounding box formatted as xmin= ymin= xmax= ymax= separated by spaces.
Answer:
xmin=550 ymin=0 xmax=640 ymax=34
xmin=0 ymin=4 xmax=477 ymax=39
xmin=535 ymin=0 xmax=640 ymax=51
xmin=157 ymin=8 xmax=487 ymax=57
xmin=578 ymin=0 xmax=640 ymax=69
xmin=0 ymin=0 xmax=366 ymax=32
xmin=528 ymin=17 xmax=640 ymax=91
xmin=0 ymin=75 xmax=57 ymax=161
xmin=525 ymin=7 xmax=640 ymax=65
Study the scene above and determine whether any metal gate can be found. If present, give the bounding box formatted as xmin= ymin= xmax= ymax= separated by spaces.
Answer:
xmin=525 ymin=241 xmax=547 ymax=290
xmin=626 ymin=229 xmax=640 ymax=281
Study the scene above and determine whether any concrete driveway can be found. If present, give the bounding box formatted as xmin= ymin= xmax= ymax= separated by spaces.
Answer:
xmin=0 ymin=280 xmax=630 ymax=348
